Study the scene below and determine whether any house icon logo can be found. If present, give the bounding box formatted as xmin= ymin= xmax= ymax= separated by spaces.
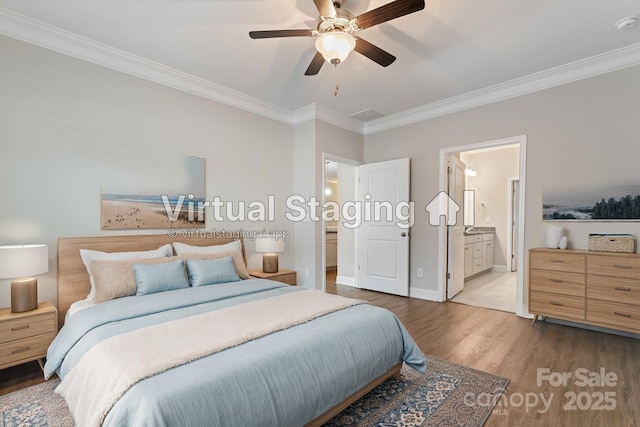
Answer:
xmin=425 ymin=190 xmax=474 ymax=226
xmin=425 ymin=191 xmax=460 ymax=226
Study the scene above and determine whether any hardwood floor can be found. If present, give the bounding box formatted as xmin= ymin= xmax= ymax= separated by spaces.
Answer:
xmin=326 ymin=272 xmax=640 ymax=427
xmin=2 ymin=273 xmax=639 ymax=426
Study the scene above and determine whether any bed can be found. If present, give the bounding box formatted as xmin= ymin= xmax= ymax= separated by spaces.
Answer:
xmin=46 ymin=234 xmax=426 ymax=426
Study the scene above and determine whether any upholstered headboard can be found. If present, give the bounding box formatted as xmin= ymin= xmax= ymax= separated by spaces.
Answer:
xmin=57 ymin=233 xmax=246 ymax=327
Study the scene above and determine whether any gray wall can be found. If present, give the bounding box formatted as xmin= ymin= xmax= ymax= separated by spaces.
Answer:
xmin=293 ymin=119 xmax=364 ymax=288
xmin=364 ymin=65 xmax=640 ymax=295
xmin=3 ymin=31 xmax=639 ymax=308
xmin=0 ymin=35 xmax=294 ymax=308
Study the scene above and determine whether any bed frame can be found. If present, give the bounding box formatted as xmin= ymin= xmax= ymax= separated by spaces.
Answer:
xmin=56 ymin=233 xmax=401 ymax=425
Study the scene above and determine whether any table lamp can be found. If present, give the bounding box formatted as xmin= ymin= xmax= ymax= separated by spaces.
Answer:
xmin=255 ymin=237 xmax=285 ymax=273
xmin=0 ymin=244 xmax=48 ymax=313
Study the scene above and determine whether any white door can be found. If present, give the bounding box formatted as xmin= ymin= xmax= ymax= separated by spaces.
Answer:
xmin=447 ymin=156 xmax=466 ymax=299
xmin=511 ymin=180 xmax=520 ymax=272
xmin=358 ymin=158 xmax=410 ymax=296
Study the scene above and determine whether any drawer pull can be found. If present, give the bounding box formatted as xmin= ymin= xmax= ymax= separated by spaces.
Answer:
xmin=12 ymin=346 xmax=31 ymax=354
xmin=549 ymin=279 xmax=564 ymax=283
xmin=614 ymin=312 xmax=631 ymax=318
xmin=550 ymin=259 xmax=564 ymax=263
xmin=614 ymin=265 xmax=633 ymax=269
xmin=549 ymin=301 xmax=563 ymax=306
xmin=11 ymin=325 xmax=30 ymax=331
xmin=614 ymin=286 xmax=632 ymax=292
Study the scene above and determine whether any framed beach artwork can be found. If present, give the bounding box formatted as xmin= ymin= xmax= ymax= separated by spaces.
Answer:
xmin=543 ymin=184 xmax=640 ymax=221
xmin=101 ymin=156 xmax=206 ymax=230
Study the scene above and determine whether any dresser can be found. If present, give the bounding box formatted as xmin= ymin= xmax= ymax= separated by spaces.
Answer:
xmin=0 ymin=302 xmax=58 ymax=371
xmin=529 ymin=248 xmax=640 ymax=333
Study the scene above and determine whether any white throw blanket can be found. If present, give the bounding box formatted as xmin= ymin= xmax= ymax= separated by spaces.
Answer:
xmin=56 ymin=290 xmax=366 ymax=427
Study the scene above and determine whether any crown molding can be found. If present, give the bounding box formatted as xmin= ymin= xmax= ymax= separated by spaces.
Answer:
xmin=2 ymin=7 xmax=640 ymax=137
xmin=0 ymin=7 xmax=294 ymax=124
xmin=363 ymin=42 xmax=640 ymax=135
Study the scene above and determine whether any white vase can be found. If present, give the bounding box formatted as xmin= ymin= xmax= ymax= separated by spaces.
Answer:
xmin=558 ymin=236 xmax=568 ymax=250
xmin=547 ymin=226 xmax=563 ymax=249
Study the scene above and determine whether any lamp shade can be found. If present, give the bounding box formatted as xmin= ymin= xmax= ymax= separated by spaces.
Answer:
xmin=0 ymin=245 xmax=49 ymax=278
xmin=255 ymin=237 xmax=285 ymax=254
xmin=315 ymin=32 xmax=356 ymax=64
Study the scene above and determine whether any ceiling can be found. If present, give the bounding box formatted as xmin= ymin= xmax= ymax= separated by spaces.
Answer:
xmin=1 ymin=0 xmax=640 ymax=125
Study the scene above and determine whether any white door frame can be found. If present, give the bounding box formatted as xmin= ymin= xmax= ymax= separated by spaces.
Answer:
xmin=437 ymin=135 xmax=530 ymax=318
xmin=321 ymin=152 xmax=362 ymax=292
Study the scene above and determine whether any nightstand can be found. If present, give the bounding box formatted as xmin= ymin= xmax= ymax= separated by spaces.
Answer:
xmin=249 ymin=269 xmax=297 ymax=286
xmin=0 ymin=302 xmax=57 ymax=372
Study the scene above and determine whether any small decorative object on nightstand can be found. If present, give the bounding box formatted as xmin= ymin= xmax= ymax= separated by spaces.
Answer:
xmin=255 ymin=236 xmax=285 ymax=273
xmin=0 ymin=302 xmax=57 ymax=371
xmin=249 ymin=269 xmax=297 ymax=286
xmin=0 ymin=244 xmax=49 ymax=313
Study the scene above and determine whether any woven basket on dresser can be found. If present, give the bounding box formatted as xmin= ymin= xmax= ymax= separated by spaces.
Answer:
xmin=588 ymin=234 xmax=635 ymax=253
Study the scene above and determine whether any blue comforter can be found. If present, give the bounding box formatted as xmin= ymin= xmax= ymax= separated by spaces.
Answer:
xmin=46 ymin=280 xmax=426 ymax=426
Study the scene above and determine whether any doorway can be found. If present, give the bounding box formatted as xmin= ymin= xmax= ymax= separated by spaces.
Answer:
xmin=321 ymin=155 xmax=411 ymax=296
xmin=321 ymin=154 xmax=360 ymax=293
xmin=438 ymin=136 xmax=527 ymax=317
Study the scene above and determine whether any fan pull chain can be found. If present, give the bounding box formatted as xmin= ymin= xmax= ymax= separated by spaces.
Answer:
xmin=334 ymin=64 xmax=340 ymax=96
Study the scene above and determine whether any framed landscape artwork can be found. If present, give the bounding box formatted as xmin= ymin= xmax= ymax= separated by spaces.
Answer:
xmin=543 ymin=185 xmax=640 ymax=221
xmin=101 ymin=156 xmax=206 ymax=230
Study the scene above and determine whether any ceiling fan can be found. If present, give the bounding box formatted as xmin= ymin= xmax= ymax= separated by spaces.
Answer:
xmin=249 ymin=0 xmax=426 ymax=76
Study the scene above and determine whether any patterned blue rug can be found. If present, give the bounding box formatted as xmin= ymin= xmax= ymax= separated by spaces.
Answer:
xmin=325 ymin=355 xmax=509 ymax=426
xmin=0 ymin=355 xmax=508 ymax=427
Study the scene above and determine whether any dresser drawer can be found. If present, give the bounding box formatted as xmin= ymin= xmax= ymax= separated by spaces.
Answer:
xmin=586 ymin=299 xmax=640 ymax=331
xmin=530 ymin=251 xmax=585 ymax=274
xmin=587 ymin=275 xmax=640 ymax=305
xmin=587 ymin=254 xmax=640 ymax=280
xmin=530 ymin=269 xmax=585 ymax=297
xmin=0 ymin=313 xmax=57 ymax=345
xmin=0 ymin=332 xmax=55 ymax=369
xmin=530 ymin=291 xmax=585 ymax=321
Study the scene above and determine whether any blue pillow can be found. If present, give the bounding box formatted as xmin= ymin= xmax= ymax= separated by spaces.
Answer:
xmin=133 ymin=259 xmax=190 ymax=295
xmin=185 ymin=256 xmax=241 ymax=287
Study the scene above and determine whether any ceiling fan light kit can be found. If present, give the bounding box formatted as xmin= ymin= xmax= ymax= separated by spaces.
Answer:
xmin=249 ymin=0 xmax=425 ymax=79
xmin=315 ymin=32 xmax=356 ymax=64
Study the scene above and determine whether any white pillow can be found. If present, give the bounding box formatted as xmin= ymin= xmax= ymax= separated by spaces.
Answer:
xmin=80 ymin=244 xmax=173 ymax=301
xmin=172 ymin=240 xmax=241 ymax=256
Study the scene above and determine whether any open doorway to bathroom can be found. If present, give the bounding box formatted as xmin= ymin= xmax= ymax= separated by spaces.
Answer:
xmin=448 ymin=143 xmax=522 ymax=313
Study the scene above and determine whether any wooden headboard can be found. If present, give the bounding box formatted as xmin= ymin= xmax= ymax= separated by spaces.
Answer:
xmin=57 ymin=233 xmax=246 ymax=328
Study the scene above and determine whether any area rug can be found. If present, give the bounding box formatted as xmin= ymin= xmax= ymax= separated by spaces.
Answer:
xmin=0 ymin=355 xmax=508 ymax=427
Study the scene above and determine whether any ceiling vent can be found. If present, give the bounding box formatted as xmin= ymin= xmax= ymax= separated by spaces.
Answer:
xmin=351 ymin=108 xmax=385 ymax=122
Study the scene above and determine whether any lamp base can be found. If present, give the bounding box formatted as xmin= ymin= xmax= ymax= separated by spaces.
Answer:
xmin=262 ymin=254 xmax=279 ymax=273
xmin=11 ymin=277 xmax=38 ymax=313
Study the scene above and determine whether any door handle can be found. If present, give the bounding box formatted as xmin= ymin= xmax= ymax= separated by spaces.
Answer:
xmin=401 ymin=232 xmax=407 ymax=237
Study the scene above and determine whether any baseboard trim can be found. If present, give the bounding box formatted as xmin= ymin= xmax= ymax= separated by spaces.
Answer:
xmin=336 ymin=275 xmax=355 ymax=287
xmin=409 ymin=287 xmax=441 ymax=302
xmin=492 ymin=265 xmax=508 ymax=272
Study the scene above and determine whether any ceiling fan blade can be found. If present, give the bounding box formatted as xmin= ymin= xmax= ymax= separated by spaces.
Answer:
xmin=249 ymin=29 xmax=314 ymax=39
xmin=305 ymin=51 xmax=326 ymax=75
xmin=354 ymin=38 xmax=396 ymax=67
xmin=313 ymin=0 xmax=337 ymax=18
xmin=355 ymin=0 xmax=425 ymax=29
